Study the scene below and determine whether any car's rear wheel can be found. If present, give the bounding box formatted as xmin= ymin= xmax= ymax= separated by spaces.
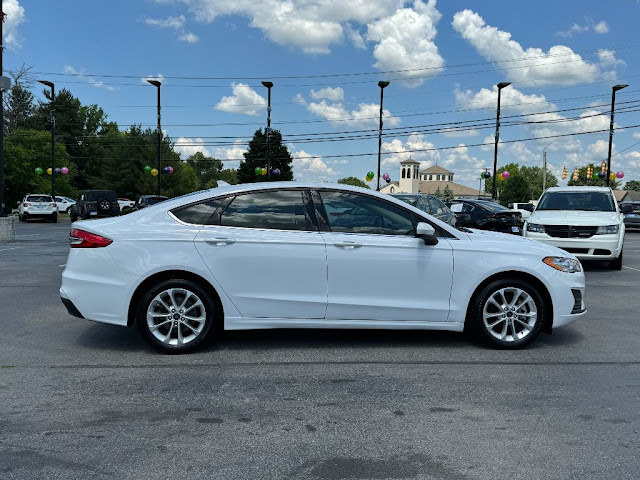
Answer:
xmin=81 ymin=209 xmax=90 ymax=220
xmin=70 ymin=210 xmax=77 ymax=222
xmin=609 ymin=250 xmax=623 ymax=270
xmin=22 ymin=213 xmax=28 ymax=222
xmin=50 ymin=214 xmax=58 ymax=223
xmin=136 ymin=279 xmax=215 ymax=354
xmin=469 ymin=278 xmax=545 ymax=349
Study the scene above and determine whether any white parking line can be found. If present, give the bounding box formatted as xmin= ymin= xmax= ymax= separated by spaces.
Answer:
xmin=622 ymin=266 xmax=640 ymax=272
xmin=0 ymin=246 xmax=21 ymax=252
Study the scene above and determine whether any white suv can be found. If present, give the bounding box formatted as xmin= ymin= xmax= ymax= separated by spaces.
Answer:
xmin=523 ymin=186 xmax=624 ymax=269
xmin=18 ymin=194 xmax=59 ymax=223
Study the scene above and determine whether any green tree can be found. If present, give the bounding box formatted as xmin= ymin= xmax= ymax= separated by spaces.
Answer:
xmin=434 ymin=186 xmax=442 ymax=199
xmin=500 ymin=175 xmax=531 ymax=206
xmin=520 ymin=165 xmax=557 ymax=200
xmin=238 ymin=129 xmax=293 ymax=183
xmin=186 ymin=152 xmax=223 ymax=189
xmin=442 ymin=185 xmax=454 ymax=202
xmin=217 ymin=169 xmax=238 ymax=186
xmin=338 ymin=177 xmax=370 ymax=189
xmin=624 ymin=180 xmax=640 ymax=191
xmin=4 ymin=65 xmax=35 ymax=134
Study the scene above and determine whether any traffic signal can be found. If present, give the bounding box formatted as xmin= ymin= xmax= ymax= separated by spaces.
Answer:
xmin=587 ymin=165 xmax=593 ymax=178
xmin=573 ymin=167 xmax=579 ymax=181
xmin=562 ymin=167 xmax=568 ymax=180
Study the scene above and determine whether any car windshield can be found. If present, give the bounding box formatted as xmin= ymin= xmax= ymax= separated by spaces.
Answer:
xmin=537 ymin=192 xmax=615 ymax=212
xmin=474 ymin=201 xmax=510 ymax=213
xmin=26 ymin=195 xmax=53 ymax=203
xmin=85 ymin=191 xmax=117 ymax=201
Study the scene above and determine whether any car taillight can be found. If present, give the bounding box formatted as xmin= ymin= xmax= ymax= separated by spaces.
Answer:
xmin=23 ymin=202 xmax=31 ymax=207
xmin=69 ymin=229 xmax=113 ymax=248
xmin=50 ymin=203 xmax=57 ymax=207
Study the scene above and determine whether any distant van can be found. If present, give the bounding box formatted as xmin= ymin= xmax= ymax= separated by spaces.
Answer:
xmin=508 ymin=202 xmax=535 ymax=219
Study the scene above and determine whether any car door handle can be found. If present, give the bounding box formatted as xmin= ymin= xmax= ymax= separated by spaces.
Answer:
xmin=204 ymin=237 xmax=236 ymax=246
xmin=333 ymin=242 xmax=363 ymax=249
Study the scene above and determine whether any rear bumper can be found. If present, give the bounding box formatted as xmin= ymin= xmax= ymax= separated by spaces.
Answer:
xmin=60 ymin=292 xmax=85 ymax=319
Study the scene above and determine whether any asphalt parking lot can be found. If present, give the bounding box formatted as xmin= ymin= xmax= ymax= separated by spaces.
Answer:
xmin=1 ymin=217 xmax=639 ymax=479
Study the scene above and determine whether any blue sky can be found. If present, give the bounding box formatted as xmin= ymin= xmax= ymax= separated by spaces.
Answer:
xmin=5 ymin=0 xmax=640 ymax=189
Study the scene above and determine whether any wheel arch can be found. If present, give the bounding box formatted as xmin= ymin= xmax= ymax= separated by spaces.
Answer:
xmin=464 ymin=270 xmax=554 ymax=334
xmin=127 ymin=270 xmax=224 ymax=329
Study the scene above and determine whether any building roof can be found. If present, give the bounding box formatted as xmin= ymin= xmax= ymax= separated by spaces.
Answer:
xmin=622 ymin=190 xmax=640 ymax=202
xmin=613 ymin=190 xmax=628 ymax=202
xmin=420 ymin=165 xmax=453 ymax=175
xmin=418 ymin=180 xmax=491 ymax=198
xmin=400 ymin=158 xmax=420 ymax=165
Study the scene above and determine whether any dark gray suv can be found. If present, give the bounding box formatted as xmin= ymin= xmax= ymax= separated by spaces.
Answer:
xmin=390 ymin=194 xmax=457 ymax=226
xmin=70 ymin=190 xmax=120 ymax=221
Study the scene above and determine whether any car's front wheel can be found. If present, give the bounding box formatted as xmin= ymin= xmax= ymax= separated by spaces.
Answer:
xmin=469 ymin=278 xmax=546 ymax=349
xmin=609 ymin=250 xmax=623 ymax=270
xmin=136 ymin=279 xmax=216 ymax=354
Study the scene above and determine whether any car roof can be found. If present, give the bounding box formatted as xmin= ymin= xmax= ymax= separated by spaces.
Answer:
xmin=543 ymin=186 xmax=612 ymax=193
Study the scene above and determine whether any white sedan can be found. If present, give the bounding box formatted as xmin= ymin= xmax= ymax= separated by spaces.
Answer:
xmin=60 ymin=182 xmax=586 ymax=353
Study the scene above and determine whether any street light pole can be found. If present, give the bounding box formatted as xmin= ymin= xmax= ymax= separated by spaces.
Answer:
xmin=377 ymin=81 xmax=390 ymax=191
xmin=542 ymin=143 xmax=552 ymax=192
xmin=38 ymin=80 xmax=55 ymax=199
xmin=492 ymin=82 xmax=510 ymax=200
xmin=606 ymin=84 xmax=628 ymax=187
xmin=147 ymin=80 xmax=162 ymax=196
xmin=262 ymin=81 xmax=273 ymax=181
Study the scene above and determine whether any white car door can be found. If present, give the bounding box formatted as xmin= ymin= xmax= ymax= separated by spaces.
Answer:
xmin=316 ymin=190 xmax=454 ymax=323
xmin=193 ymin=189 xmax=327 ymax=320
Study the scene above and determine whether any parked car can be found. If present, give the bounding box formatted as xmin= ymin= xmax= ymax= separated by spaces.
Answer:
xmin=523 ymin=186 xmax=624 ymax=270
xmin=54 ymin=196 xmax=76 ymax=214
xmin=69 ymin=190 xmax=120 ymax=222
xmin=390 ymin=193 xmax=457 ymax=226
xmin=620 ymin=202 xmax=640 ymax=230
xmin=446 ymin=199 xmax=523 ymax=235
xmin=18 ymin=194 xmax=58 ymax=222
xmin=508 ymin=202 xmax=535 ymax=220
xmin=133 ymin=195 xmax=168 ymax=211
xmin=61 ymin=182 xmax=585 ymax=354
xmin=117 ymin=198 xmax=135 ymax=214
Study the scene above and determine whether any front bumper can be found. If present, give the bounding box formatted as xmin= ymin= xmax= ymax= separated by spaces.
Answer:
xmin=524 ymin=231 xmax=622 ymax=260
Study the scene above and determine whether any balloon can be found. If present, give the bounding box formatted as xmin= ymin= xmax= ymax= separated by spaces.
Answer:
xmin=616 ymin=171 xmax=624 ymax=179
xmin=272 ymin=168 xmax=280 ymax=176
xmin=483 ymin=171 xmax=491 ymax=179
xmin=382 ymin=173 xmax=390 ymax=181
xmin=151 ymin=168 xmax=159 ymax=177
xmin=167 ymin=166 xmax=174 ymax=174
xmin=54 ymin=168 xmax=61 ymax=174
xmin=501 ymin=170 xmax=510 ymax=179
xmin=255 ymin=167 xmax=262 ymax=175
xmin=261 ymin=168 xmax=267 ymax=176
xmin=163 ymin=166 xmax=174 ymax=174
xmin=61 ymin=167 xmax=69 ymax=175
xmin=598 ymin=171 xmax=605 ymax=179
xmin=385 ymin=178 xmax=391 ymax=183
xmin=35 ymin=167 xmax=43 ymax=175
xmin=366 ymin=171 xmax=374 ymax=181
xmin=610 ymin=173 xmax=616 ymax=181
xmin=144 ymin=165 xmax=152 ymax=174
xmin=593 ymin=173 xmax=599 ymax=180
xmin=47 ymin=168 xmax=52 ymax=176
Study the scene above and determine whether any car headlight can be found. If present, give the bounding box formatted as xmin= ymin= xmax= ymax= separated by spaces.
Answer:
xmin=527 ymin=223 xmax=545 ymax=233
xmin=595 ymin=225 xmax=619 ymax=235
xmin=543 ymin=256 xmax=582 ymax=273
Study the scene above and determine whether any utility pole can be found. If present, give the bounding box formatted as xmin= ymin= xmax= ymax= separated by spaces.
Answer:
xmin=0 ymin=0 xmax=6 ymax=217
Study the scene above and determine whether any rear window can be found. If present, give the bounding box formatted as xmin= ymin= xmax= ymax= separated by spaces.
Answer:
xmin=85 ymin=191 xmax=117 ymax=201
xmin=26 ymin=195 xmax=53 ymax=203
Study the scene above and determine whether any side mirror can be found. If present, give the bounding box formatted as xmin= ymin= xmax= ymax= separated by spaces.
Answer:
xmin=416 ymin=222 xmax=438 ymax=245
xmin=620 ymin=204 xmax=633 ymax=214
xmin=455 ymin=213 xmax=471 ymax=226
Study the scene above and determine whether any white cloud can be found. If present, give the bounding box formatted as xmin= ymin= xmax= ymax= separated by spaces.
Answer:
xmin=557 ymin=19 xmax=609 ymax=37
xmin=215 ymin=83 xmax=266 ymax=116
xmin=381 ymin=133 xmax=441 ymax=169
xmin=174 ymin=137 xmax=213 ymax=159
xmin=305 ymin=99 xmax=399 ymax=128
xmin=366 ymin=0 xmax=444 ymax=87
xmin=290 ymin=149 xmax=336 ymax=182
xmin=310 ymin=87 xmax=344 ymax=102
xmin=441 ymin=128 xmax=480 ymax=138
xmin=181 ymin=0 xmax=396 ymax=54
xmin=213 ymin=141 xmax=248 ymax=166
xmin=3 ymin=0 xmax=25 ymax=48
xmin=64 ymin=65 xmax=116 ymax=92
xmin=452 ymin=9 xmax=600 ymax=86
xmin=145 ymin=15 xmax=186 ymax=29
xmin=179 ymin=32 xmax=199 ymax=43
xmin=633 ymin=132 xmax=640 ymax=139
xmin=597 ymin=49 xmax=625 ymax=68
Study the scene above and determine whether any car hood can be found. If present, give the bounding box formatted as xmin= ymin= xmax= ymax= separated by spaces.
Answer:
xmin=528 ymin=210 xmax=621 ymax=226
xmin=461 ymin=228 xmax=571 ymax=258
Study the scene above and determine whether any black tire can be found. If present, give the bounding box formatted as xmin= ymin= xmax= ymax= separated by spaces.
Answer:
xmin=82 ymin=209 xmax=90 ymax=220
xmin=51 ymin=214 xmax=58 ymax=223
xmin=121 ymin=206 xmax=132 ymax=214
xmin=66 ymin=207 xmax=72 ymax=214
xmin=136 ymin=279 xmax=216 ymax=354
xmin=70 ymin=210 xmax=77 ymax=222
xmin=97 ymin=198 xmax=112 ymax=213
xmin=468 ymin=278 xmax=546 ymax=349
xmin=609 ymin=250 xmax=623 ymax=270
xmin=22 ymin=213 xmax=28 ymax=223
xmin=18 ymin=214 xmax=24 ymax=222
